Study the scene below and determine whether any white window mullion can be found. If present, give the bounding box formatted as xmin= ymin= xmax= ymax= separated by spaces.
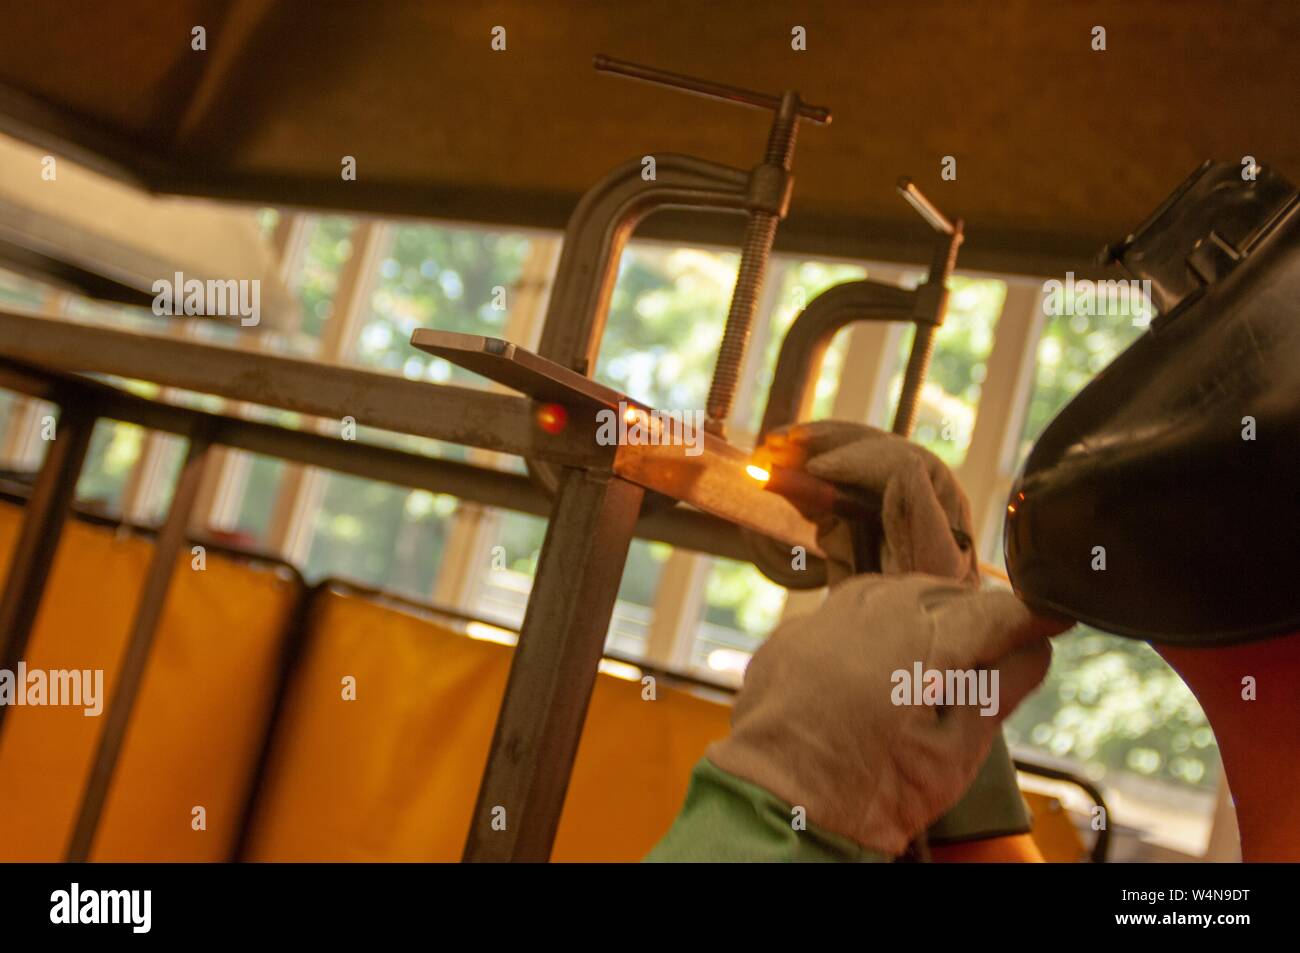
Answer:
xmin=956 ymin=279 xmax=1045 ymax=548
xmin=642 ymin=552 xmax=712 ymax=670
xmin=858 ymin=263 xmax=914 ymax=428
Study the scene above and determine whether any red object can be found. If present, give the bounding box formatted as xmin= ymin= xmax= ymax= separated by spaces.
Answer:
xmin=1157 ymin=634 xmax=1300 ymax=861
xmin=535 ymin=402 xmax=568 ymax=435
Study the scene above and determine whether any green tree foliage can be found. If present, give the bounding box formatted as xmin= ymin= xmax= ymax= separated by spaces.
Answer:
xmin=1006 ymin=626 xmax=1219 ymax=789
xmin=1016 ymin=287 xmax=1148 ymax=462
xmin=296 ymin=216 xmax=355 ymax=343
xmin=596 ymin=244 xmax=735 ymax=409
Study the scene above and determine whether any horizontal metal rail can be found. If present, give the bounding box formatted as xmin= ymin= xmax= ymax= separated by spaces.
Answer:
xmin=0 ymin=309 xmax=605 ymax=468
xmin=0 ymin=357 xmax=763 ymax=562
xmin=0 ymin=311 xmax=822 ymax=554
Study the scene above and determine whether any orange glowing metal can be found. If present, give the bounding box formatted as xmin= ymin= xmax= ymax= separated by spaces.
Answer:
xmin=535 ymin=402 xmax=568 ymax=435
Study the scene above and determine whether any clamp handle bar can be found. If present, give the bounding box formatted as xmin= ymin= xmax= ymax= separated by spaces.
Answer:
xmin=897 ymin=176 xmax=956 ymax=235
xmin=594 ymin=54 xmax=832 ymax=125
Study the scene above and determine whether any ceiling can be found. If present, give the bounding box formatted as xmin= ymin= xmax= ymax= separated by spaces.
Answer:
xmin=0 ymin=0 xmax=1296 ymax=276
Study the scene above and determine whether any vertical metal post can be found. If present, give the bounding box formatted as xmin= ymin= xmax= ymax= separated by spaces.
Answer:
xmin=463 ymin=466 xmax=645 ymax=862
xmin=0 ymin=402 xmax=95 ymax=738
xmin=65 ymin=428 xmax=213 ymax=861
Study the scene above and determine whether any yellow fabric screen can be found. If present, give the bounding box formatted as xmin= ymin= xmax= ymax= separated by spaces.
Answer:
xmin=0 ymin=502 xmax=1069 ymax=862
xmin=0 ymin=503 xmax=298 ymax=860
xmin=243 ymin=589 xmax=733 ymax=861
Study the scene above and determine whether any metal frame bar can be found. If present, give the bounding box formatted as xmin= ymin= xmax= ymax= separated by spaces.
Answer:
xmin=0 ymin=399 xmax=94 ymax=739
xmin=0 ymin=310 xmax=820 ymax=556
xmin=1013 ymin=758 xmax=1111 ymax=863
xmin=462 ymin=467 xmax=645 ymax=861
xmin=65 ymin=426 xmax=213 ymax=861
xmin=0 ymin=357 xmax=766 ymax=560
xmin=0 ymin=309 xmax=605 ymax=469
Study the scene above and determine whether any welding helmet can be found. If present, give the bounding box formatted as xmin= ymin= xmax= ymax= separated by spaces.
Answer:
xmin=1005 ymin=161 xmax=1300 ymax=645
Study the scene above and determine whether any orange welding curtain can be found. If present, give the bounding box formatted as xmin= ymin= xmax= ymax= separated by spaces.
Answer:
xmin=0 ymin=502 xmax=1063 ymax=862
xmin=0 ymin=503 xmax=296 ymax=860
xmin=241 ymin=589 xmax=732 ymax=861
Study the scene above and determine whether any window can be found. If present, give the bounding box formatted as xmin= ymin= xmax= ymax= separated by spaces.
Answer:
xmin=693 ymin=558 xmax=786 ymax=680
xmin=303 ymin=480 xmax=458 ymax=598
xmin=225 ymin=455 xmax=287 ymax=544
xmin=596 ymin=242 xmax=734 ymax=409
xmin=882 ymin=276 xmax=1006 ymax=466
xmin=300 ymin=222 xmax=533 ymax=591
xmin=357 ymin=224 xmax=531 ymax=384
xmin=294 ymin=216 xmax=357 ymax=348
xmin=744 ymin=259 xmax=867 ymax=435
xmin=1016 ymin=287 xmax=1148 ymax=465
xmin=74 ymin=420 xmax=144 ymax=516
xmin=0 ymin=266 xmax=45 ymax=311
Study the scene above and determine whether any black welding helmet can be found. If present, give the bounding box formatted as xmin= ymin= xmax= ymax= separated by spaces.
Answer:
xmin=1005 ymin=161 xmax=1300 ymax=646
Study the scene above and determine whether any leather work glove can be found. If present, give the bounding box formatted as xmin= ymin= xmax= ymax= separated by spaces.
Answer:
xmin=705 ymin=573 xmax=1068 ymax=857
xmin=763 ymin=420 xmax=979 ymax=587
xmin=761 ymin=420 xmax=1039 ymax=848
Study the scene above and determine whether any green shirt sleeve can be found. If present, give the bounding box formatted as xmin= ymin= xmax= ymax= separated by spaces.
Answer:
xmin=644 ymin=757 xmax=888 ymax=863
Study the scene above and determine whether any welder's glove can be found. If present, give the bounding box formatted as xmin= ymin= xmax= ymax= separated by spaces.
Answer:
xmin=759 ymin=421 xmax=1039 ymax=850
xmin=702 ymin=573 xmax=1065 ymax=857
xmin=764 ymin=420 xmax=979 ymax=587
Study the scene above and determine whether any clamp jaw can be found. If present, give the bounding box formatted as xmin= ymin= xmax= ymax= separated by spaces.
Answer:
xmin=529 ymin=55 xmax=831 ymax=496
